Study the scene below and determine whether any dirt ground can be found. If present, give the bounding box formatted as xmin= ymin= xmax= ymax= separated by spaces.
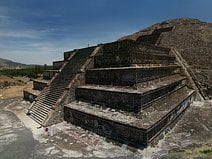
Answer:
xmin=0 ymin=76 xmax=32 ymax=99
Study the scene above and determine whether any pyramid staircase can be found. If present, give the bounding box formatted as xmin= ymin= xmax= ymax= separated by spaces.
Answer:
xmin=64 ymin=40 xmax=195 ymax=147
xmin=27 ymin=46 xmax=97 ymax=126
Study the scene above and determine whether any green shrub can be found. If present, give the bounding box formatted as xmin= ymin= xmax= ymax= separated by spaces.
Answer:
xmin=0 ymin=65 xmax=52 ymax=79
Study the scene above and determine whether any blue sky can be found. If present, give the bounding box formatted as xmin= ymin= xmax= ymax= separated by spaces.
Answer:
xmin=0 ymin=0 xmax=211 ymax=65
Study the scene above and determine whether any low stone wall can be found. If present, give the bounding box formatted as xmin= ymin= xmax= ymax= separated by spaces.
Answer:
xmin=23 ymin=90 xmax=38 ymax=102
xmin=137 ymin=34 xmax=160 ymax=45
xmin=102 ymin=39 xmax=136 ymax=55
xmin=64 ymin=46 xmax=96 ymax=60
xmin=64 ymin=50 xmax=75 ymax=60
xmin=136 ymin=43 xmax=171 ymax=55
xmin=94 ymin=52 xmax=175 ymax=68
xmin=33 ymin=80 xmax=48 ymax=91
xmin=53 ymin=60 xmax=64 ymax=70
xmin=136 ymin=27 xmax=174 ymax=45
xmin=43 ymin=70 xmax=58 ymax=80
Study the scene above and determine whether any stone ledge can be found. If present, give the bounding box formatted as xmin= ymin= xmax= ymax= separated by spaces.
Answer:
xmin=85 ymin=65 xmax=181 ymax=86
xmin=23 ymin=88 xmax=40 ymax=102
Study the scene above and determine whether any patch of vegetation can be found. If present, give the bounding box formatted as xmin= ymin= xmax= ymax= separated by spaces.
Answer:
xmin=200 ymin=149 xmax=212 ymax=154
xmin=0 ymin=65 xmax=52 ymax=79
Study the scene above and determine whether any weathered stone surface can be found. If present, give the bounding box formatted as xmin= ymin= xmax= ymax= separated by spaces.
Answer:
xmin=53 ymin=60 xmax=64 ymax=70
xmin=28 ymin=46 xmax=98 ymax=126
xmin=76 ymin=76 xmax=186 ymax=111
xmin=43 ymin=70 xmax=59 ymax=80
xmin=85 ymin=65 xmax=180 ymax=86
xmin=94 ymin=52 xmax=175 ymax=68
xmin=32 ymin=79 xmax=49 ymax=91
xmin=23 ymin=88 xmax=40 ymax=102
xmin=24 ymin=18 xmax=201 ymax=150
xmin=120 ymin=18 xmax=212 ymax=99
xmin=65 ymin=87 xmax=194 ymax=147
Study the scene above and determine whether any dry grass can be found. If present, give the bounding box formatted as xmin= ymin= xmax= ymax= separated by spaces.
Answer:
xmin=0 ymin=76 xmax=32 ymax=99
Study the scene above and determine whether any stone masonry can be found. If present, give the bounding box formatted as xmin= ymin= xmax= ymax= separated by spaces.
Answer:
xmin=24 ymin=26 xmax=195 ymax=147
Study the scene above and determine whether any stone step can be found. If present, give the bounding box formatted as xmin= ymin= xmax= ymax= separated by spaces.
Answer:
xmin=31 ymin=107 xmax=48 ymax=118
xmin=30 ymin=113 xmax=45 ymax=125
xmin=49 ymin=80 xmax=69 ymax=85
xmin=76 ymin=76 xmax=186 ymax=112
xmin=30 ymin=114 xmax=43 ymax=125
xmin=33 ymin=104 xmax=51 ymax=113
xmin=45 ymin=86 xmax=65 ymax=93
xmin=30 ymin=111 xmax=46 ymax=123
xmin=54 ymin=75 xmax=75 ymax=81
xmin=32 ymin=103 xmax=51 ymax=112
xmin=37 ymin=92 xmax=62 ymax=101
xmin=29 ymin=46 xmax=96 ymax=125
xmin=102 ymin=40 xmax=170 ymax=56
xmin=38 ymin=95 xmax=59 ymax=102
xmin=35 ymin=102 xmax=52 ymax=109
xmin=94 ymin=52 xmax=175 ymax=68
xmin=136 ymin=73 xmax=181 ymax=88
xmin=38 ymin=100 xmax=55 ymax=107
xmin=36 ymin=100 xmax=56 ymax=109
xmin=42 ymin=90 xmax=64 ymax=97
xmin=36 ymin=99 xmax=55 ymax=107
xmin=64 ymin=87 xmax=194 ymax=147
xmin=31 ymin=110 xmax=47 ymax=120
xmin=46 ymin=86 xmax=67 ymax=92
xmin=85 ymin=65 xmax=180 ymax=86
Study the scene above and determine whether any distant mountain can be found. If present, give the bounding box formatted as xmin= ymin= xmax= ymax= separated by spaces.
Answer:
xmin=0 ymin=58 xmax=30 ymax=70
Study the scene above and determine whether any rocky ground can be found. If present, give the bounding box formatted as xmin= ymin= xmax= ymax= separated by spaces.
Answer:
xmin=0 ymin=77 xmax=212 ymax=159
xmin=0 ymin=95 xmax=211 ymax=159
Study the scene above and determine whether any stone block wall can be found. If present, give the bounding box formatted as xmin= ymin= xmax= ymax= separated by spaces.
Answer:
xmin=147 ymin=94 xmax=193 ymax=141
xmin=76 ymin=88 xmax=141 ymax=111
xmin=64 ymin=50 xmax=75 ymax=60
xmin=23 ymin=90 xmax=37 ymax=102
xmin=102 ymin=39 xmax=136 ymax=55
xmin=43 ymin=70 xmax=58 ymax=80
xmin=53 ymin=60 xmax=65 ymax=70
xmin=75 ymin=79 xmax=183 ymax=112
xmin=85 ymin=66 xmax=180 ymax=86
xmin=33 ymin=80 xmax=48 ymax=91
xmin=64 ymin=89 xmax=194 ymax=147
xmin=64 ymin=108 xmax=148 ymax=147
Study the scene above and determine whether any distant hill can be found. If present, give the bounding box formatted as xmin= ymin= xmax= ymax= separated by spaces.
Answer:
xmin=120 ymin=18 xmax=212 ymax=99
xmin=0 ymin=58 xmax=31 ymax=70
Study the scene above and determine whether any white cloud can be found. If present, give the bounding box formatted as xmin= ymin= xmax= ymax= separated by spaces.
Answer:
xmin=0 ymin=40 xmax=73 ymax=65
xmin=0 ymin=29 xmax=44 ymax=39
